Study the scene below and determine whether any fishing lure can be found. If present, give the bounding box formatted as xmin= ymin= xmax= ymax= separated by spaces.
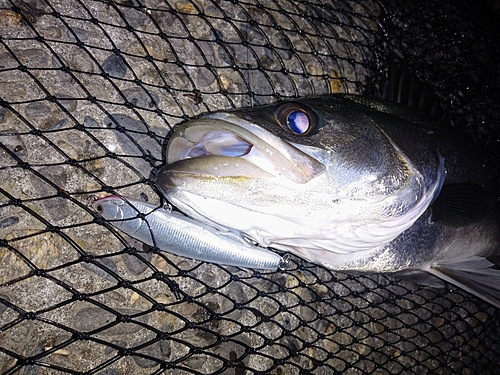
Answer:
xmin=89 ymin=195 xmax=288 ymax=270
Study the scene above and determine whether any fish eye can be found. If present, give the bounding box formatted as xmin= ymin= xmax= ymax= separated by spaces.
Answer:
xmin=95 ymin=204 xmax=103 ymax=213
xmin=275 ymin=102 xmax=320 ymax=136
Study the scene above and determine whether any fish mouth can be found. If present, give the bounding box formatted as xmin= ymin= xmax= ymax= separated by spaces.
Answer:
xmin=162 ymin=112 xmax=326 ymax=184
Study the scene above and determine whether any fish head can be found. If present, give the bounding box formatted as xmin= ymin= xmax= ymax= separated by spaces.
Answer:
xmin=91 ymin=196 xmax=127 ymax=221
xmin=90 ymin=195 xmax=148 ymax=235
xmin=157 ymin=95 xmax=444 ymax=262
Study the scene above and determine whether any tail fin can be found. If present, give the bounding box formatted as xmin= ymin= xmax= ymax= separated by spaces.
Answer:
xmin=426 ymin=257 xmax=500 ymax=309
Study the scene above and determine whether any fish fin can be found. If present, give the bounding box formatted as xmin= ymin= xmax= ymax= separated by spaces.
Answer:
xmin=426 ymin=257 xmax=500 ymax=308
xmin=429 ymin=183 xmax=490 ymax=226
xmin=393 ymin=270 xmax=446 ymax=289
xmin=377 ymin=53 xmax=448 ymax=121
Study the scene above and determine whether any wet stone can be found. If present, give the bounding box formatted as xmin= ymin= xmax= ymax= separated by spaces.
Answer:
xmin=40 ymin=26 xmax=62 ymax=39
xmin=103 ymin=113 xmax=149 ymax=135
xmin=132 ymin=339 xmax=171 ymax=368
xmin=271 ymin=32 xmax=293 ymax=60
xmin=17 ymin=0 xmax=48 ymax=12
xmin=0 ymin=130 xmax=28 ymax=162
xmin=49 ymin=118 xmax=69 ymax=131
xmin=30 ymin=165 xmax=69 ymax=222
xmin=102 ymin=113 xmax=162 ymax=160
xmin=188 ymin=65 xmax=217 ymax=88
xmin=238 ymin=23 xmax=266 ymax=44
xmin=81 ymin=254 xmax=119 ymax=282
xmin=101 ymin=54 xmax=128 ymax=78
xmin=67 ymin=26 xmax=89 ymax=41
xmin=0 ymin=49 xmax=49 ymax=69
xmin=68 ymin=46 xmax=96 ymax=72
xmin=120 ymin=6 xmax=149 ymax=30
xmin=24 ymin=345 xmax=44 ymax=375
xmin=56 ymin=93 xmax=78 ymax=112
xmin=25 ymin=102 xmax=51 ymax=118
xmin=0 ymin=216 xmax=19 ymax=229
xmin=212 ymin=339 xmax=250 ymax=369
xmin=104 ymin=340 xmax=127 ymax=356
xmin=121 ymin=87 xmax=160 ymax=109
xmin=72 ymin=307 xmax=149 ymax=335
xmin=83 ymin=116 xmax=99 ymax=129
xmin=184 ymin=355 xmax=207 ymax=369
xmin=122 ymin=249 xmax=152 ymax=276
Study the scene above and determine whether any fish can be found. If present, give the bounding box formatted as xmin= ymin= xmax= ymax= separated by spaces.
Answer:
xmin=156 ymin=93 xmax=500 ymax=308
xmin=89 ymin=195 xmax=287 ymax=270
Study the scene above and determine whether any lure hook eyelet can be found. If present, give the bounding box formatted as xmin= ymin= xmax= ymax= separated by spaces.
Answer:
xmin=278 ymin=253 xmax=291 ymax=271
xmin=87 ymin=195 xmax=99 ymax=207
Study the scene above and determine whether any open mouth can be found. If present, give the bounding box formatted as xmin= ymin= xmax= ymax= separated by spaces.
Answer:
xmin=165 ymin=115 xmax=326 ymax=184
xmin=167 ymin=126 xmax=282 ymax=179
xmin=174 ymin=131 xmax=253 ymax=159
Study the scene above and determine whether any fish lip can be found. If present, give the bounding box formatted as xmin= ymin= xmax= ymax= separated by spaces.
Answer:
xmin=165 ymin=114 xmax=326 ymax=184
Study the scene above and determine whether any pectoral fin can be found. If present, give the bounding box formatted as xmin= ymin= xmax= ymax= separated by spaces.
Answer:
xmin=429 ymin=183 xmax=490 ymax=227
xmin=426 ymin=257 xmax=500 ymax=309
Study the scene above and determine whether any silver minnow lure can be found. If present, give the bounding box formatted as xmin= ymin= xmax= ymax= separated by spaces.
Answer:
xmin=90 ymin=195 xmax=287 ymax=270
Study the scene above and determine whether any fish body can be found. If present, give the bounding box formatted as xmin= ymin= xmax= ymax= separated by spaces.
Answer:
xmin=90 ymin=196 xmax=285 ymax=270
xmin=157 ymin=94 xmax=500 ymax=307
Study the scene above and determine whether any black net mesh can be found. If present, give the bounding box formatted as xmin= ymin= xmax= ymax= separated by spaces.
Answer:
xmin=1 ymin=0 xmax=500 ymax=374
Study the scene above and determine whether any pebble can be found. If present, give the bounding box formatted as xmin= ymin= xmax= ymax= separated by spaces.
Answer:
xmin=80 ymin=253 xmax=119 ymax=282
xmin=83 ymin=116 xmax=99 ymax=129
xmin=121 ymin=87 xmax=160 ymax=109
xmin=184 ymin=355 xmax=207 ymax=369
xmin=120 ymin=6 xmax=148 ymax=29
xmin=25 ymin=102 xmax=51 ymax=118
xmin=40 ymin=26 xmax=62 ymax=39
xmin=101 ymin=54 xmax=128 ymax=78
xmin=30 ymin=165 xmax=69 ymax=222
xmin=132 ymin=339 xmax=171 ymax=368
xmin=0 ymin=10 xmax=23 ymax=29
xmin=49 ymin=119 xmax=69 ymax=131
xmin=0 ymin=216 xmax=19 ymax=229
xmin=56 ymin=93 xmax=78 ymax=112
xmin=67 ymin=46 xmax=96 ymax=72
xmin=102 ymin=113 xmax=162 ymax=161
xmin=67 ymin=27 xmax=89 ymax=41
xmin=72 ymin=307 xmax=149 ymax=335
xmin=121 ymin=249 xmax=153 ymax=276
xmin=175 ymin=0 xmax=199 ymax=14
xmin=0 ymin=49 xmax=49 ymax=69
xmin=0 ymin=130 xmax=28 ymax=162
xmin=104 ymin=340 xmax=127 ymax=356
xmin=103 ymin=113 xmax=149 ymax=135
xmin=23 ymin=346 xmax=44 ymax=375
